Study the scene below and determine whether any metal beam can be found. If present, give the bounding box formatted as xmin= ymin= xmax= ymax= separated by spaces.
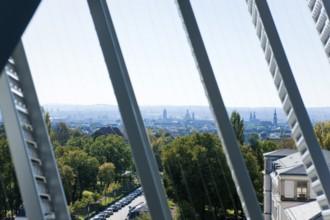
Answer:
xmin=322 ymin=0 xmax=330 ymax=24
xmin=0 ymin=0 xmax=41 ymax=74
xmin=0 ymin=41 xmax=70 ymax=220
xmin=175 ymin=1 xmax=263 ymax=219
xmin=306 ymin=0 xmax=330 ymax=61
xmin=87 ymin=1 xmax=171 ymax=219
xmin=247 ymin=0 xmax=330 ymax=217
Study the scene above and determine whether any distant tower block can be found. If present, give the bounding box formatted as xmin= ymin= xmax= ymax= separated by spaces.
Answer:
xmin=253 ymin=111 xmax=256 ymax=120
xmin=250 ymin=112 xmax=253 ymax=121
xmin=273 ymin=109 xmax=278 ymax=127
xmin=192 ymin=112 xmax=195 ymax=120
xmin=163 ymin=109 xmax=167 ymax=120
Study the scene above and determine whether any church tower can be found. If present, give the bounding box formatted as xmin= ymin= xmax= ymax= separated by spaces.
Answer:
xmin=163 ymin=109 xmax=167 ymax=120
xmin=273 ymin=109 xmax=278 ymax=127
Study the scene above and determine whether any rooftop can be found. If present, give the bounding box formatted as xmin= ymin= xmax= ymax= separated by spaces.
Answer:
xmin=284 ymin=201 xmax=322 ymax=220
xmin=273 ymin=149 xmax=330 ymax=176
xmin=264 ymin=149 xmax=297 ymax=157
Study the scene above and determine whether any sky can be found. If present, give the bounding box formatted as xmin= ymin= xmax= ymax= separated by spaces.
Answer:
xmin=22 ymin=0 xmax=330 ymax=108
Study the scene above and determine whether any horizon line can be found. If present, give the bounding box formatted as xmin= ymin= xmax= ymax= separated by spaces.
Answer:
xmin=41 ymin=103 xmax=330 ymax=109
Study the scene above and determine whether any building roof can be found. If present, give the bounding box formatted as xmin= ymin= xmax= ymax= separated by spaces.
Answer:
xmin=276 ymin=164 xmax=307 ymax=176
xmin=264 ymin=149 xmax=297 ymax=157
xmin=275 ymin=152 xmax=302 ymax=169
xmin=273 ymin=149 xmax=330 ymax=176
xmin=284 ymin=201 xmax=322 ymax=220
xmin=91 ymin=126 xmax=124 ymax=139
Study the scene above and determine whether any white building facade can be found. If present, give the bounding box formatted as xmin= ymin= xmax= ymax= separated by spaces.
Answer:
xmin=263 ymin=149 xmax=330 ymax=220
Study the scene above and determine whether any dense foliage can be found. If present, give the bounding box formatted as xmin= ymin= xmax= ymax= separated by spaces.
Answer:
xmin=149 ymin=112 xmax=298 ymax=219
xmin=0 ymin=120 xmax=133 ymax=218
xmin=162 ymin=133 xmax=239 ymax=219
xmin=314 ymin=121 xmax=330 ymax=150
xmin=0 ymin=127 xmax=21 ymax=219
xmin=2 ymin=114 xmax=329 ymax=219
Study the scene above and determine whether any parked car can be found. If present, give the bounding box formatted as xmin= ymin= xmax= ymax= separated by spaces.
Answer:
xmin=91 ymin=215 xmax=106 ymax=220
xmin=97 ymin=213 xmax=106 ymax=220
xmin=126 ymin=202 xmax=148 ymax=220
xmin=106 ymin=207 xmax=114 ymax=213
xmin=102 ymin=211 xmax=111 ymax=218
xmin=112 ymin=203 xmax=120 ymax=211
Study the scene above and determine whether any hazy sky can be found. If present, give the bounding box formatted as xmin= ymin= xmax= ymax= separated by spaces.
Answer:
xmin=22 ymin=0 xmax=330 ymax=107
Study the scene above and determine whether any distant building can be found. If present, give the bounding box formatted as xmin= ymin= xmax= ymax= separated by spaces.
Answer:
xmin=249 ymin=111 xmax=260 ymax=125
xmin=184 ymin=109 xmax=191 ymax=121
xmin=91 ymin=126 xmax=124 ymax=139
xmin=273 ymin=109 xmax=278 ymax=127
xmin=163 ymin=109 xmax=167 ymax=120
xmin=263 ymin=149 xmax=330 ymax=220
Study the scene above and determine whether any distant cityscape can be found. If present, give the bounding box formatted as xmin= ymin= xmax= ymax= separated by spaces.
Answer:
xmin=2 ymin=104 xmax=327 ymax=142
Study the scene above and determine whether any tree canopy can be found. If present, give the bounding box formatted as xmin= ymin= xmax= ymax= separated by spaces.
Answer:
xmin=230 ymin=111 xmax=245 ymax=145
xmin=162 ymin=133 xmax=240 ymax=219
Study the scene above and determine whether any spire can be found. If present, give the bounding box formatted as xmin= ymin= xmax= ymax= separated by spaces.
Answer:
xmin=184 ymin=109 xmax=191 ymax=121
xmin=273 ymin=109 xmax=278 ymax=127
xmin=163 ymin=109 xmax=167 ymax=120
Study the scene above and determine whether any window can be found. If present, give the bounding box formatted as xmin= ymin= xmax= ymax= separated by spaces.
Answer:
xmin=296 ymin=181 xmax=308 ymax=199
xmin=284 ymin=180 xmax=294 ymax=198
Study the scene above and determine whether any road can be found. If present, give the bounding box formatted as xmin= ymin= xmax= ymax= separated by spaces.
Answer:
xmin=107 ymin=195 xmax=146 ymax=220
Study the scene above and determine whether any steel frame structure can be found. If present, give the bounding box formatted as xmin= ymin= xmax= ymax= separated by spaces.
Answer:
xmin=247 ymin=0 xmax=330 ymax=218
xmin=1 ymin=0 xmax=330 ymax=219
xmin=175 ymin=1 xmax=263 ymax=219
xmin=0 ymin=42 xmax=70 ymax=220
xmin=0 ymin=0 xmax=41 ymax=73
xmin=306 ymin=0 xmax=330 ymax=61
xmin=87 ymin=1 xmax=172 ymax=219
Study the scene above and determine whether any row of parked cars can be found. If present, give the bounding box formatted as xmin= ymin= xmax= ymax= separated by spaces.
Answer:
xmin=91 ymin=187 xmax=144 ymax=220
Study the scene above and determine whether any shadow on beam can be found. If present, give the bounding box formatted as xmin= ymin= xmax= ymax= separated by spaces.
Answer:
xmin=0 ymin=0 xmax=41 ymax=73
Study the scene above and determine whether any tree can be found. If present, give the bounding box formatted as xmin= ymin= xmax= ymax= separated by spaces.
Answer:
xmin=0 ymin=137 xmax=21 ymax=218
xmin=151 ymin=136 xmax=173 ymax=171
xmin=162 ymin=133 xmax=238 ymax=219
xmin=54 ymin=122 xmax=71 ymax=146
xmin=58 ymin=162 xmax=75 ymax=204
xmin=314 ymin=121 xmax=330 ymax=150
xmin=86 ymin=135 xmax=132 ymax=180
xmin=260 ymin=140 xmax=279 ymax=153
xmin=240 ymin=147 xmax=263 ymax=202
xmin=98 ymin=162 xmax=115 ymax=187
xmin=135 ymin=212 xmax=152 ymax=220
xmin=65 ymin=129 xmax=93 ymax=150
xmin=58 ymin=149 xmax=99 ymax=201
xmin=230 ymin=111 xmax=245 ymax=145
xmin=277 ymin=137 xmax=296 ymax=149
xmin=44 ymin=112 xmax=55 ymax=144
xmin=248 ymin=133 xmax=263 ymax=170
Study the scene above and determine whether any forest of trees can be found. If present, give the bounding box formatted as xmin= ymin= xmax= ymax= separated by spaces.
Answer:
xmin=0 ymin=117 xmax=134 ymax=218
xmin=154 ymin=111 xmax=295 ymax=219
xmin=1 ymin=111 xmax=329 ymax=219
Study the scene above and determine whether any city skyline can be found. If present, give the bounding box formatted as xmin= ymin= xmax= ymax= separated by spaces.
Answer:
xmin=22 ymin=0 xmax=330 ymax=107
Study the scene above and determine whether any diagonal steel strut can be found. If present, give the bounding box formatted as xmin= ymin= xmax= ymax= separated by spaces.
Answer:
xmin=175 ymin=1 xmax=263 ymax=219
xmin=246 ymin=0 xmax=330 ymax=218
